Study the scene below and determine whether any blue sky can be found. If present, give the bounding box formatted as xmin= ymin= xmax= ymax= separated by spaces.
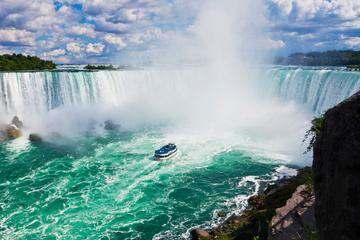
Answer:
xmin=0 ymin=0 xmax=358 ymax=64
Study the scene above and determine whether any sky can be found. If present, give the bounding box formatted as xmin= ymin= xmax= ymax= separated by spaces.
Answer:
xmin=0 ymin=0 xmax=359 ymax=64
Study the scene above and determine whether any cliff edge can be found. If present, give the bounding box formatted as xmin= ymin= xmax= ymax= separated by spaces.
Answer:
xmin=313 ymin=91 xmax=360 ymax=240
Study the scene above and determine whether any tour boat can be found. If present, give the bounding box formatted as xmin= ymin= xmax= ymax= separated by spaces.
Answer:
xmin=154 ymin=143 xmax=177 ymax=160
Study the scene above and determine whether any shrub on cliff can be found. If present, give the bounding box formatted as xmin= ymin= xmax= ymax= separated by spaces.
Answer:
xmin=304 ymin=116 xmax=324 ymax=153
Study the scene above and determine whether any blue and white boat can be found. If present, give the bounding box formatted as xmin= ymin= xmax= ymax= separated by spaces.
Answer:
xmin=154 ymin=143 xmax=177 ymax=160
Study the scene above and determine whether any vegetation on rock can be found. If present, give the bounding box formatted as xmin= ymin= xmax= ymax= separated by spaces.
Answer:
xmin=275 ymin=50 xmax=360 ymax=67
xmin=303 ymin=116 xmax=324 ymax=153
xmin=84 ymin=64 xmax=116 ymax=70
xmin=346 ymin=64 xmax=360 ymax=71
xmin=313 ymin=90 xmax=360 ymax=240
xmin=0 ymin=54 xmax=56 ymax=71
xmin=191 ymin=168 xmax=315 ymax=240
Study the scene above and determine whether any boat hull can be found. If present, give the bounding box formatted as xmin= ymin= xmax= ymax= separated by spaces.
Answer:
xmin=154 ymin=149 xmax=178 ymax=160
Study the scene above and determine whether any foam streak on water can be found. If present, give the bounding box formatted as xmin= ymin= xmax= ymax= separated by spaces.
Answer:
xmin=0 ymin=67 xmax=359 ymax=239
xmin=1 ymin=128 xmax=284 ymax=240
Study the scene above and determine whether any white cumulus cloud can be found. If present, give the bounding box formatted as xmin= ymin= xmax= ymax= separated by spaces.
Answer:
xmin=46 ymin=48 xmax=65 ymax=57
xmin=342 ymin=36 xmax=360 ymax=48
xmin=104 ymin=34 xmax=127 ymax=49
xmin=272 ymin=0 xmax=360 ymax=20
xmin=66 ymin=42 xmax=82 ymax=53
xmin=0 ymin=28 xmax=35 ymax=46
xmin=69 ymin=25 xmax=97 ymax=38
xmin=86 ymin=43 xmax=105 ymax=54
xmin=266 ymin=38 xmax=286 ymax=49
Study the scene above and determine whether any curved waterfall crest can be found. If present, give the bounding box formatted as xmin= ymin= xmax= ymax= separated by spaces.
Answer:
xmin=0 ymin=67 xmax=359 ymax=116
xmin=0 ymin=70 xmax=194 ymax=115
xmin=265 ymin=67 xmax=360 ymax=113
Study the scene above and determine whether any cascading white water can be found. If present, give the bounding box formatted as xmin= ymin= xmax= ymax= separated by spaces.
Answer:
xmin=264 ymin=67 xmax=360 ymax=113
xmin=1 ymin=67 xmax=359 ymax=117
xmin=0 ymin=70 xmax=197 ymax=115
xmin=4 ymin=1 xmax=360 ymax=239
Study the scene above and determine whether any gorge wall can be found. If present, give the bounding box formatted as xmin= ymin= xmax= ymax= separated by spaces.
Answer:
xmin=313 ymin=91 xmax=360 ymax=240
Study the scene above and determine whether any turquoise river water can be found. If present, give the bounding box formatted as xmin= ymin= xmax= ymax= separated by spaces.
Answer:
xmin=0 ymin=67 xmax=359 ymax=239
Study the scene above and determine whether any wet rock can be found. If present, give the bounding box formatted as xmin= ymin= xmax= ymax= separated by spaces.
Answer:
xmin=313 ymin=90 xmax=360 ymax=240
xmin=215 ymin=210 xmax=226 ymax=218
xmin=6 ymin=124 xmax=21 ymax=139
xmin=11 ymin=116 xmax=23 ymax=129
xmin=248 ymin=195 xmax=265 ymax=209
xmin=190 ymin=228 xmax=210 ymax=240
xmin=0 ymin=116 xmax=24 ymax=142
xmin=268 ymin=184 xmax=316 ymax=240
xmin=104 ymin=120 xmax=120 ymax=131
xmin=29 ymin=134 xmax=42 ymax=142
xmin=188 ymin=168 xmax=314 ymax=240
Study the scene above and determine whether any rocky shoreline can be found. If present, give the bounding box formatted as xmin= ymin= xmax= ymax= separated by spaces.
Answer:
xmin=191 ymin=90 xmax=360 ymax=240
xmin=190 ymin=167 xmax=316 ymax=240
xmin=2 ymin=90 xmax=359 ymax=240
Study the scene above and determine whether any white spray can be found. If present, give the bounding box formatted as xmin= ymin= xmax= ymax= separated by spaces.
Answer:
xmin=0 ymin=0 xmax=312 ymax=165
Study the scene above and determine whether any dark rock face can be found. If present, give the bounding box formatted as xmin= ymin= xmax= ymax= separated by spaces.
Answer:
xmin=11 ymin=116 xmax=23 ymax=129
xmin=313 ymin=91 xmax=360 ymax=240
xmin=190 ymin=228 xmax=210 ymax=240
xmin=29 ymin=133 xmax=42 ymax=143
xmin=104 ymin=120 xmax=120 ymax=131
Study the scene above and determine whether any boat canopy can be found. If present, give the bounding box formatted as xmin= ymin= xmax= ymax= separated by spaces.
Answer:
xmin=155 ymin=143 xmax=177 ymax=155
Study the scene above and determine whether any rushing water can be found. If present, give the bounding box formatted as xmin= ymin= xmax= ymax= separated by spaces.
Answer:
xmin=1 ymin=67 xmax=359 ymax=115
xmin=0 ymin=66 xmax=359 ymax=239
xmin=264 ymin=67 xmax=360 ymax=113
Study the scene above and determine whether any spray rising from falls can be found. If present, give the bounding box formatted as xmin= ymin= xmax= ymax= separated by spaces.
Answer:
xmin=0 ymin=0 xmax=282 ymax=146
xmin=2 ymin=1 xmax=360 ymax=239
xmin=0 ymin=0 xmax=358 ymax=164
xmin=0 ymin=67 xmax=359 ymax=163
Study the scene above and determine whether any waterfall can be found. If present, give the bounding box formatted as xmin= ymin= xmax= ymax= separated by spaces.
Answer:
xmin=0 ymin=67 xmax=359 ymax=116
xmin=0 ymin=70 xmax=195 ymax=116
xmin=265 ymin=67 xmax=360 ymax=113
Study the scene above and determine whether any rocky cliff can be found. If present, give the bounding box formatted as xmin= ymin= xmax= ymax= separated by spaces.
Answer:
xmin=190 ymin=168 xmax=315 ymax=240
xmin=190 ymin=90 xmax=360 ymax=240
xmin=313 ymin=91 xmax=360 ymax=240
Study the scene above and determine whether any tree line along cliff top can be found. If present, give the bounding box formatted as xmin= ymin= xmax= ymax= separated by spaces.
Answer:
xmin=0 ymin=54 xmax=56 ymax=71
xmin=1 ymin=50 xmax=359 ymax=71
xmin=275 ymin=50 xmax=360 ymax=68
xmin=84 ymin=64 xmax=116 ymax=70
